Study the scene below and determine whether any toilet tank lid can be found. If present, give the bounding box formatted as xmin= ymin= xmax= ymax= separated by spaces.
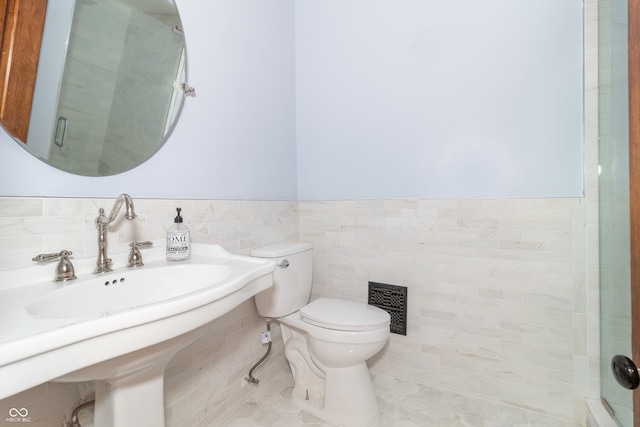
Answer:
xmin=251 ymin=242 xmax=312 ymax=257
xmin=299 ymin=298 xmax=390 ymax=331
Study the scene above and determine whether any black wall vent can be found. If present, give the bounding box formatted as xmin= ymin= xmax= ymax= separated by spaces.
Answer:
xmin=368 ymin=282 xmax=408 ymax=335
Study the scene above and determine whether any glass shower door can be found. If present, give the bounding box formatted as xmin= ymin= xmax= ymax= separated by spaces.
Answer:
xmin=598 ymin=0 xmax=633 ymax=424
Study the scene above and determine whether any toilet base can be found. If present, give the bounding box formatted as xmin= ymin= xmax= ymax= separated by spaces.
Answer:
xmin=290 ymin=362 xmax=380 ymax=427
xmin=276 ymin=307 xmax=388 ymax=427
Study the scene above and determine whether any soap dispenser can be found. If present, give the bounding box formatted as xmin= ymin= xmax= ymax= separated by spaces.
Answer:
xmin=166 ymin=207 xmax=190 ymax=261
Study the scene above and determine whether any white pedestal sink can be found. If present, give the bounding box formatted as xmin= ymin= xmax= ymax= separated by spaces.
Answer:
xmin=0 ymin=244 xmax=275 ymax=427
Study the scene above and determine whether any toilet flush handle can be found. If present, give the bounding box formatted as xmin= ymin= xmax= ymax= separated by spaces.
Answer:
xmin=277 ymin=259 xmax=289 ymax=268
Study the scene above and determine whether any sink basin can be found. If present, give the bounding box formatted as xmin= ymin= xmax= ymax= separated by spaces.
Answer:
xmin=25 ymin=263 xmax=232 ymax=318
xmin=0 ymin=243 xmax=275 ymax=427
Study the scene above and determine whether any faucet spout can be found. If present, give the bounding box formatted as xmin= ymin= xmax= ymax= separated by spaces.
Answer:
xmin=94 ymin=194 xmax=137 ymax=274
xmin=98 ymin=193 xmax=136 ymax=226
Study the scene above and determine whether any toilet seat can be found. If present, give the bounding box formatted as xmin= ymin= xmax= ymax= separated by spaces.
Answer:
xmin=299 ymin=298 xmax=390 ymax=331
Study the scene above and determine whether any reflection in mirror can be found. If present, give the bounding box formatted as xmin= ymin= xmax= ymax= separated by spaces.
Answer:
xmin=1 ymin=0 xmax=186 ymax=177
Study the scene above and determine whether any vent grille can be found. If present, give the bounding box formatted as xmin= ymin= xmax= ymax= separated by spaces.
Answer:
xmin=368 ymin=282 xmax=407 ymax=335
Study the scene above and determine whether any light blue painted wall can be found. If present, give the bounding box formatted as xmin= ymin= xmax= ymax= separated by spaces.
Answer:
xmin=0 ymin=0 xmax=583 ymax=200
xmin=295 ymin=0 xmax=584 ymax=200
xmin=0 ymin=0 xmax=297 ymax=200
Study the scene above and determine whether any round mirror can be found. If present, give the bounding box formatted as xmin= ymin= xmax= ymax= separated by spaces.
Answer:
xmin=0 ymin=0 xmax=187 ymax=176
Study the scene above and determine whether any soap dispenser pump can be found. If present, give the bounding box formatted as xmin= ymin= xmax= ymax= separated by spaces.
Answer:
xmin=166 ymin=207 xmax=190 ymax=261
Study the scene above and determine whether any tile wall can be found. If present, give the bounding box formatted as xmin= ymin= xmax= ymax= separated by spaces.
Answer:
xmin=0 ymin=196 xmax=592 ymax=426
xmin=299 ymin=198 xmax=588 ymax=423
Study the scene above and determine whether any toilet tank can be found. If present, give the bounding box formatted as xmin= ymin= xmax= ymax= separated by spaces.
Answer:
xmin=251 ymin=242 xmax=313 ymax=318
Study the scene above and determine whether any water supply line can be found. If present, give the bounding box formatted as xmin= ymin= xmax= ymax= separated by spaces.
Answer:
xmin=69 ymin=399 xmax=95 ymax=427
xmin=244 ymin=318 xmax=272 ymax=384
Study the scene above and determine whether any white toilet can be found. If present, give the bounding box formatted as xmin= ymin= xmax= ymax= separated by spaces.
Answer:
xmin=251 ymin=242 xmax=390 ymax=427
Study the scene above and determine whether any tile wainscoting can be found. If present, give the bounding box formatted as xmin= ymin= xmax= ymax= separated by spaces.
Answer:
xmin=299 ymin=198 xmax=589 ymax=424
xmin=0 ymin=197 xmax=591 ymax=425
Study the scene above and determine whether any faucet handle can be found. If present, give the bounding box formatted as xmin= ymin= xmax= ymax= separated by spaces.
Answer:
xmin=127 ymin=241 xmax=153 ymax=268
xmin=33 ymin=250 xmax=77 ymax=282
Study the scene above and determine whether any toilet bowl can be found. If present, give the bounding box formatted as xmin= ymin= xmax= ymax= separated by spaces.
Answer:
xmin=251 ymin=243 xmax=390 ymax=427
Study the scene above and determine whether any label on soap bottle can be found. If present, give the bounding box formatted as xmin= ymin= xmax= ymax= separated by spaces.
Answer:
xmin=166 ymin=231 xmax=190 ymax=260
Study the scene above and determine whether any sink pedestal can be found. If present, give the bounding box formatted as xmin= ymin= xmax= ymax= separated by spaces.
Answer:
xmin=56 ymin=328 xmax=204 ymax=427
xmin=94 ymin=359 xmax=168 ymax=427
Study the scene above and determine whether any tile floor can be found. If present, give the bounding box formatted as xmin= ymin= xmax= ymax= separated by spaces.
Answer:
xmin=221 ymin=364 xmax=580 ymax=427
xmin=72 ymin=363 xmax=580 ymax=427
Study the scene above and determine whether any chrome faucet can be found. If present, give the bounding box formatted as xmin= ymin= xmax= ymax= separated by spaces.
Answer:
xmin=94 ymin=194 xmax=137 ymax=273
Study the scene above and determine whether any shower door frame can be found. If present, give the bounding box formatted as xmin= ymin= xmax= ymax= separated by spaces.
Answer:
xmin=630 ymin=0 xmax=640 ymax=425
